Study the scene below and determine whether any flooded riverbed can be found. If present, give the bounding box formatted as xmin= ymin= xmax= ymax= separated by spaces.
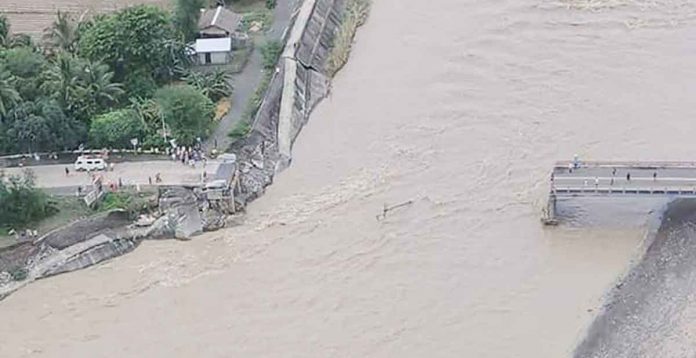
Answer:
xmin=2 ymin=0 xmax=696 ymax=356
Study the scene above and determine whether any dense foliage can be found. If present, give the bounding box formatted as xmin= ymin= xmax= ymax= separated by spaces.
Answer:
xmin=155 ymin=84 xmax=214 ymax=146
xmin=183 ymin=69 xmax=233 ymax=102
xmin=173 ymin=0 xmax=206 ymax=42
xmin=0 ymin=2 xmax=233 ymax=155
xmin=78 ymin=6 xmax=182 ymax=86
xmin=0 ymin=171 xmax=56 ymax=229
xmin=89 ymin=109 xmax=145 ymax=148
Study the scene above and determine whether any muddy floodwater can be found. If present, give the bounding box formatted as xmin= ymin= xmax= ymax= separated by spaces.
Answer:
xmin=2 ymin=0 xmax=696 ymax=356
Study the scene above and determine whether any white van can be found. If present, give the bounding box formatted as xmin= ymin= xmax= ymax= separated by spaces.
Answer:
xmin=74 ymin=156 xmax=107 ymax=171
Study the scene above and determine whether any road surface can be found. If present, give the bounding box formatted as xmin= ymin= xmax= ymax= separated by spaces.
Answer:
xmin=2 ymin=161 xmax=220 ymax=189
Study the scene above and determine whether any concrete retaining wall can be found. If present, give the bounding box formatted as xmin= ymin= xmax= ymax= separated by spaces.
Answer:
xmin=232 ymin=0 xmax=348 ymax=205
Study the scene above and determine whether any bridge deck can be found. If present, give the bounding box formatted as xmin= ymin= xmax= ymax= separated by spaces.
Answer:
xmin=551 ymin=161 xmax=696 ymax=196
xmin=543 ymin=161 xmax=696 ymax=224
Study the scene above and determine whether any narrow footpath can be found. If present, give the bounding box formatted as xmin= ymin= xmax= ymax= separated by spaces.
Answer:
xmin=206 ymin=0 xmax=297 ymax=152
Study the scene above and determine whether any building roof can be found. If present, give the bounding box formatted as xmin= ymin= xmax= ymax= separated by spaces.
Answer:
xmin=194 ymin=37 xmax=232 ymax=53
xmin=198 ymin=6 xmax=243 ymax=34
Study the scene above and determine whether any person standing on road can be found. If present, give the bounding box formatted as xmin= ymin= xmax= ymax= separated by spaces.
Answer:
xmin=626 ymin=172 xmax=631 ymax=181
xmin=65 ymin=167 xmax=70 ymax=176
xmin=653 ymin=172 xmax=657 ymax=181
xmin=594 ymin=177 xmax=599 ymax=188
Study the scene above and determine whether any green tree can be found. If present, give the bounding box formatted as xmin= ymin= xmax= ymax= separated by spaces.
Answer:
xmin=41 ymin=54 xmax=122 ymax=122
xmin=0 ymin=170 xmax=56 ymax=229
xmin=89 ymin=109 xmax=145 ymax=148
xmin=42 ymin=11 xmax=79 ymax=53
xmin=155 ymin=84 xmax=214 ymax=145
xmin=173 ymin=0 xmax=205 ymax=42
xmin=183 ymin=69 xmax=232 ymax=102
xmin=2 ymin=99 xmax=84 ymax=153
xmin=40 ymin=54 xmax=80 ymax=111
xmin=0 ymin=70 xmax=20 ymax=117
xmin=75 ymin=60 xmax=124 ymax=110
xmin=3 ymin=47 xmax=45 ymax=78
xmin=78 ymin=6 xmax=182 ymax=83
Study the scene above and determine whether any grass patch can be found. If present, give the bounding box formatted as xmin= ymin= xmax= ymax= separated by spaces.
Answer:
xmin=327 ymin=0 xmax=371 ymax=76
xmin=0 ymin=195 xmax=93 ymax=249
xmin=97 ymin=190 xmax=156 ymax=216
xmin=0 ymin=188 xmax=157 ymax=249
xmin=229 ymin=120 xmax=251 ymax=141
xmin=261 ymin=40 xmax=282 ymax=70
xmin=240 ymin=8 xmax=274 ymax=33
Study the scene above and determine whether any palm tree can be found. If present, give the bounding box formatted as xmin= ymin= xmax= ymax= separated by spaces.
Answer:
xmin=0 ymin=71 xmax=21 ymax=118
xmin=77 ymin=61 xmax=124 ymax=107
xmin=43 ymin=11 xmax=78 ymax=53
xmin=40 ymin=54 xmax=80 ymax=109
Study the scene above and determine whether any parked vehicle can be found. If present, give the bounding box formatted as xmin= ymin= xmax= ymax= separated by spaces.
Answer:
xmin=74 ymin=156 xmax=107 ymax=171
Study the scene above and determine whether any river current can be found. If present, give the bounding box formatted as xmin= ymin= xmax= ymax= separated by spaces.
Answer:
xmin=2 ymin=0 xmax=696 ymax=356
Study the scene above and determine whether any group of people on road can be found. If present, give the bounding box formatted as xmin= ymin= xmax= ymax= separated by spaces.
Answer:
xmin=560 ymin=155 xmax=661 ymax=188
xmin=169 ymin=145 xmax=207 ymax=169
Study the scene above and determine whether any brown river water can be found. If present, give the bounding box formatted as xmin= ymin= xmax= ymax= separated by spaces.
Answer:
xmin=2 ymin=0 xmax=696 ymax=356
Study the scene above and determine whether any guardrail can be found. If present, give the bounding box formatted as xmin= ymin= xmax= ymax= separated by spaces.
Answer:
xmin=553 ymin=187 xmax=696 ymax=196
xmin=555 ymin=161 xmax=696 ymax=169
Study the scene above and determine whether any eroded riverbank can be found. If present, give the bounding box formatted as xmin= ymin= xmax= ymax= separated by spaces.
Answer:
xmin=575 ymin=198 xmax=696 ymax=357
xmin=1 ymin=0 xmax=696 ymax=356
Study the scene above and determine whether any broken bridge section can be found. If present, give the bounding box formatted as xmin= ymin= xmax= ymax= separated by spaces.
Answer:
xmin=543 ymin=161 xmax=696 ymax=224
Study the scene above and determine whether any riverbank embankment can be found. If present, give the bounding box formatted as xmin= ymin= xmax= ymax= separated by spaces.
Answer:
xmin=575 ymin=198 xmax=696 ymax=357
xmin=0 ymin=0 xmax=367 ymax=300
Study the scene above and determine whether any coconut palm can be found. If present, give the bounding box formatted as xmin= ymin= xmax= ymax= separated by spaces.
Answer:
xmin=0 ymin=71 xmax=21 ymax=118
xmin=42 ymin=11 xmax=79 ymax=53
xmin=40 ymin=54 xmax=80 ymax=109
xmin=77 ymin=61 xmax=124 ymax=107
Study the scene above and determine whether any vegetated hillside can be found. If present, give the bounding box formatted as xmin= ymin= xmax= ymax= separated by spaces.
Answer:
xmin=0 ymin=0 xmax=167 ymax=36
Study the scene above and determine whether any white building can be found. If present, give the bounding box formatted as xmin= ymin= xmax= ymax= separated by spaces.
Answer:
xmin=192 ymin=6 xmax=247 ymax=65
xmin=194 ymin=37 xmax=232 ymax=65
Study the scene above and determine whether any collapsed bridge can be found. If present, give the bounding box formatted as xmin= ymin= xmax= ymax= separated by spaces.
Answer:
xmin=543 ymin=161 xmax=696 ymax=224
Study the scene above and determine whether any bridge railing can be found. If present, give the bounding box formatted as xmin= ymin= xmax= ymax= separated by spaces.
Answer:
xmin=552 ymin=187 xmax=696 ymax=196
xmin=554 ymin=161 xmax=696 ymax=169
